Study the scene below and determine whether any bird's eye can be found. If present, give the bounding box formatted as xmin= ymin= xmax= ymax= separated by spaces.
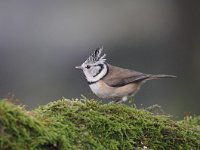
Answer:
xmin=86 ymin=65 xmax=91 ymax=69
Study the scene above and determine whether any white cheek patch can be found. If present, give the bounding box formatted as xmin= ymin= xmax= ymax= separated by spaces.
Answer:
xmin=91 ymin=66 xmax=101 ymax=77
xmin=84 ymin=64 xmax=108 ymax=83
xmin=91 ymin=68 xmax=97 ymax=76
xmin=92 ymin=67 xmax=107 ymax=82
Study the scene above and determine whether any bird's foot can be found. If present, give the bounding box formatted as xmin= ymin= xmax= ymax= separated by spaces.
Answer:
xmin=114 ymin=96 xmax=128 ymax=104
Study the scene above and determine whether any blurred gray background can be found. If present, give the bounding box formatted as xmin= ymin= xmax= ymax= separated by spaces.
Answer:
xmin=0 ymin=0 xmax=199 ymax=118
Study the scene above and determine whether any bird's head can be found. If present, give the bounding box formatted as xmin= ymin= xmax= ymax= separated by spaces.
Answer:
xmin=75 ymin=47 xmax=108 ymax=83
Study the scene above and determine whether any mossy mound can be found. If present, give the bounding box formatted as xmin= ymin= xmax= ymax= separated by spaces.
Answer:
xmin=0 ymin=98 xmax=199 ymax=150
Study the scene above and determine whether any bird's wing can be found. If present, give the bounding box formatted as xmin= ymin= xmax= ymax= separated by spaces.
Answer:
xmin=103 ymin=64 xmax=150 ymax=87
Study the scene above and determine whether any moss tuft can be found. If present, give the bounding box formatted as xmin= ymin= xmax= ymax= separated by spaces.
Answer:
xmin=0 ymin=98 xmax=199 ymax=150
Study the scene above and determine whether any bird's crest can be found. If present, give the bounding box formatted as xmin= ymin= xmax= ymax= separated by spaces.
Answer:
xmin=85 ymin=46 xmax=106 ymax=64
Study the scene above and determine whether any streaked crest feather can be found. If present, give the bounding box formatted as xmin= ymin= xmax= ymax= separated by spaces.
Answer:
xmin=85 ymin=46 xmax=106 ymax=64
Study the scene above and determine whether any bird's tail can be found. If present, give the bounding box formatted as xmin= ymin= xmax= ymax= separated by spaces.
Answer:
xmin=147 ymin=74 xmax=177 ymax=80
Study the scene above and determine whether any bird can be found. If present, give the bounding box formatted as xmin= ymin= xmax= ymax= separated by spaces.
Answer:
xmin=75 ymin=47 xmax=176 ymax=103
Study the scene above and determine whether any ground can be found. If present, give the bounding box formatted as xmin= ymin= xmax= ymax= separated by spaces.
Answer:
xmin=0 ymin=97 xmax=199 ymax=150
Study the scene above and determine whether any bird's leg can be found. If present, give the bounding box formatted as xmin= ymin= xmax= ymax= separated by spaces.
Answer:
xmin=114 ymin=96 xmax=128 ymax=103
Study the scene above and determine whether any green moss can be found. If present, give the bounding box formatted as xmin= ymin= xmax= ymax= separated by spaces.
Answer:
xmin=0 ymin=98 xmax=199 ymax=150
xmin=179 ymin=116 xmax=200 ymax=133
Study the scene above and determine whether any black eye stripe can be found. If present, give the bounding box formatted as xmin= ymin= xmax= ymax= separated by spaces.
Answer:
xmin=86 ymin=65 xmax=91 ymax=69
xmin=88 ymin=64 xmax=109 ymax=85
xmin=93 ymin=64 xmax=104 ymax=77
xmin=86 ymin=64 xmax=100 ymax=69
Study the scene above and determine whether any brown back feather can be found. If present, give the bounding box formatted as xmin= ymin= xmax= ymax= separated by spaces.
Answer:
xmin=102 ymin=64 xmax=150 ymax=87
xmin=103 ymin=64 xmax=176 ymax=87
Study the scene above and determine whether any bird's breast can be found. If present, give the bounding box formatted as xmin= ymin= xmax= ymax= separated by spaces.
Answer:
xmin=89 ymin=81 xmax=114 ymax=98
xmin=89 ymin=80 xmax=139 ymax=99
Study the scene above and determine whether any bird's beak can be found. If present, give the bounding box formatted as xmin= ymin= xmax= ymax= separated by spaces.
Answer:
xmin=75 ymin=66 xmax=82 ymax=70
